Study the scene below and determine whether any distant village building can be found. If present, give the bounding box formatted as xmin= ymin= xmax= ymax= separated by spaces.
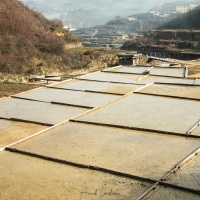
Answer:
xmin=126 ymin=17 xmax=136 ymax=21
xmin=189 ymin=4 xmax=200 ymax=10
xmin=176 ymin=4 xmax=200 ymax=13
xmin=149 ymin=7 xmax=162 ymax=16
xmin=149 ymin=11 xmax=161 ymax=16
xmin=176 ymin=6 xmax=189 ymax=13
xmin=115 ymin=16 xmax=136 ymax=21
xmin=161 ymin=2 xmax=200 ymax=14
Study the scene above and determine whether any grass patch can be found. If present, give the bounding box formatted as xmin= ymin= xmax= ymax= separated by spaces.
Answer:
xmin=0 ymin=82 xmax=41 ymax=98
xmin=68 ymin=47 xmax=130 ymax=55
xmin=188 ymin=65 xmax=200 ymax=75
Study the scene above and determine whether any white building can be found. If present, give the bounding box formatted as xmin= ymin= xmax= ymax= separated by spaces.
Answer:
xmin=176 ymin=6 xmax=189 ymax=13
xmin=176 ymin=4 xmax=200 ymax=13
xmin=150 ymin=11 xmax=161 ymax=16
xmin=189 ymin=4 xmax=200 ymax=10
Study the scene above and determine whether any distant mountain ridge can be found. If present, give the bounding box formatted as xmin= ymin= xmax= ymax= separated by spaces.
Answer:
xmin=20 ymin=0 xmax=173 ymax=29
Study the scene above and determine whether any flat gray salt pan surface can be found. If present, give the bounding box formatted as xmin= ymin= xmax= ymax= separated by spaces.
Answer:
xmin=137 ymin=75 xmax=195 ymax=85
xmin=77 ymin=93 xmax=200 ymax=134
xmin=12 ymin=122 xmax=200 ymax=180
xmin=0 ymin=119 xmax=46 ymax=147
xmin=78 ymin=71 xmax=145 ymax=84
xmin=194 ymin=79 xmax=200 ymax=85
xmin=147 ymin=186 xmax=200 ymax=200
xmin=165 ymin=153 xmax=200 ymax=191
xmin=0 ymin=98 xmax=88 ymax=125
xmin=191 ymin=126 xmax=200 ymax=136
xmin=104 ymin=66 xmax=151 ymax=74
xmin=137 ymin=83 xmax=200 ymax=100
xmin=14 ymin=87 xmax=119 ymax=108
xmin=0 ymin=152 xmax=152 ymax=200
xmin=52 ymin=79 xmax=143 ymax=94
xmin=104 ymin=66 xmax=185 ymax=78
xmin=150 ymin=67 xmax=185 ymax=78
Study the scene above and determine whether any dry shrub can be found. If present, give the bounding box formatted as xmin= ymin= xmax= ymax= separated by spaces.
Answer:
xmin=0 ymin=0 xmax=70 ymax=74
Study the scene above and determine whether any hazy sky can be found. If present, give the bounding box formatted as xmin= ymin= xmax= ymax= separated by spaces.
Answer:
xmin=22 ymin=0 xmax=176 ymax=13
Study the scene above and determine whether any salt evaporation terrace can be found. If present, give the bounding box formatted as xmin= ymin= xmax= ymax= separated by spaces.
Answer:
xmin=0 ymin=65 xmax=200 ymax=200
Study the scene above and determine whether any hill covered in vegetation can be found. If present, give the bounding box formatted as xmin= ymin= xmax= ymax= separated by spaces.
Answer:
xmin=0 ymin=0 xmax=80 ymax=77
xmin=159 ymin=6 xmax=200 ymax=29
xmin=122 ymin=6 xmax=200 ymax=53
xmin=76 ymin=13 xmax=172 ymax=38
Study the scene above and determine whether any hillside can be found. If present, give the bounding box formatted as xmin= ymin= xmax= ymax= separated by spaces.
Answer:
xmin=0 ymin=0 xmax=80 ymax=77
xmin=159 ymin=6 xmax=200 ymax=29
xmin=122 ymin=6 xmax=200 ymax=57
xmin=74 ymin=13 xmax=172 ymax=49
xmin=106 ymin=13 xmax=171 ymax=33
